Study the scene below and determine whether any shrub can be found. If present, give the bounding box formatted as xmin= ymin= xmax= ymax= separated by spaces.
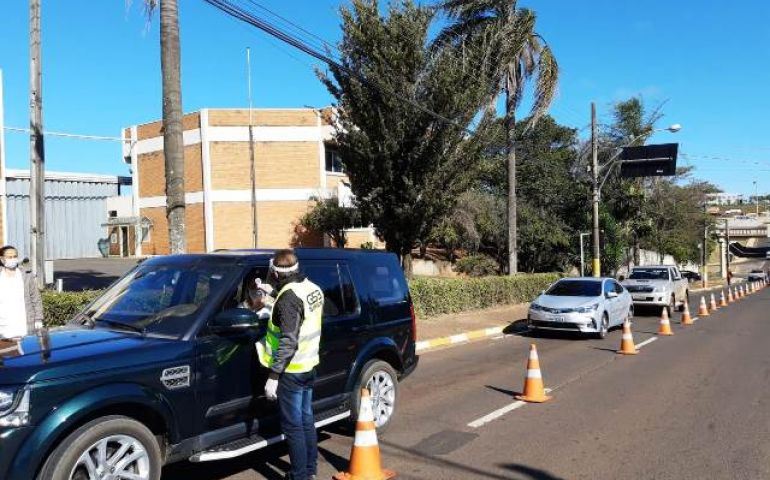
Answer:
xmin=42 ymin=290 xmax=103 ymax=327
xmin=454 ymin=254 xmax=500 ymax=277
xmin=409 ymin=273 xmax=561 ymax=318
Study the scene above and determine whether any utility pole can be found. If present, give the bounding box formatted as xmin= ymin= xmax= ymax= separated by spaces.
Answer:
xmin=246 ymin=47 xmax=258 ymax=248
xmin=29 ymin=0 xmax=45 ymax=289
xmin=724 ymin=217 xmax=730 ymax=285
xmin=701 ymin=203 xmax=708 ymax=289
xmin=591 ymin=102 xmax=600 ymax=277
xmin=754 ymin=180 xmax=759 ymax=216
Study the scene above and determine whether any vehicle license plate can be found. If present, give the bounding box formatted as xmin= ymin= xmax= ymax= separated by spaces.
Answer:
xmin=552 ymin=316 xmax=565 ymax=322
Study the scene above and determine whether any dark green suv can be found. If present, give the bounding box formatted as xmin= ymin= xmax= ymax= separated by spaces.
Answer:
xmin=0 ymin=249 xmax=417 ymax=480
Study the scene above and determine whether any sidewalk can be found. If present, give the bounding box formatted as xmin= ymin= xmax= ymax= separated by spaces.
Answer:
xmin=417 ymin=302 xmax=529 ymax=342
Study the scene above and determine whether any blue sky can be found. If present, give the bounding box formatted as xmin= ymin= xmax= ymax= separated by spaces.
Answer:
xmin=0 ymin=0 xmax=768 ymax=195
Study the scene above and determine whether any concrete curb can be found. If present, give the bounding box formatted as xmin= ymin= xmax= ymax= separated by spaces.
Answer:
xmin=416 ymin=325 xmax=507 ymax=353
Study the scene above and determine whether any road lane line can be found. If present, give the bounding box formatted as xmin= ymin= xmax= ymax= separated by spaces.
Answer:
xmin=635 ymin=337 xmax=657 ymax=349
xmin=467 ymin=389 xmax=552 ymax=428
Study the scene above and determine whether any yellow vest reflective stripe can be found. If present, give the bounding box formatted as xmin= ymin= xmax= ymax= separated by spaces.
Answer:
xmin=258 ymin=279 xmax=323 ymax=373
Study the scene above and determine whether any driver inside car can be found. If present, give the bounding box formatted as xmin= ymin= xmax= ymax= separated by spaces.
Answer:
xmin=239 ymin=272 xmax=274 ymax=321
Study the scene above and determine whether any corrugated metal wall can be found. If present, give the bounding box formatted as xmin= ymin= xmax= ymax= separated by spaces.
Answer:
xmin=6 ymin=177 xmax=119 ymax=259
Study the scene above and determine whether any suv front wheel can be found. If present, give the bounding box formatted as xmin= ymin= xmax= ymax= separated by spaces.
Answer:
xmin=38 ymin=415 xmax=162 ymax=480
xmin=352 ymin=360 xmax=399 ymax=433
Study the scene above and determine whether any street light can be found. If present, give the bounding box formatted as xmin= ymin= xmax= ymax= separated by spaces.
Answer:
xmin=589 ymin=113 xmax=681 ymax=277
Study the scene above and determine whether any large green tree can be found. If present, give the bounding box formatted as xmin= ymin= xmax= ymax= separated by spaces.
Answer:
xmin=435 ymin=0 xmax=559 ymax=274
xmin=319 ymin=0 xmax=492 ymax=275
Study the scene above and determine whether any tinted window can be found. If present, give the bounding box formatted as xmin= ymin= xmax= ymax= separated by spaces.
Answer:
xmin=302 ymin=263 xmax=350 ymax=318
xmin=338 ymin=264 xmax=360 ymax=316
xmin=614 ymin=281 xmax=624 ymax=294
xmin=361 ymin=263 xmax=407 ymax=305
xmin=629 ymin=268 xmax=669 ymax=280
xmin=546 ymin=280 xmax=601 ymax=297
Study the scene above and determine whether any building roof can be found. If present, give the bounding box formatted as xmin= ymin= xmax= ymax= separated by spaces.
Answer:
xmin=5 ymin=169 xmax=131 ymax=185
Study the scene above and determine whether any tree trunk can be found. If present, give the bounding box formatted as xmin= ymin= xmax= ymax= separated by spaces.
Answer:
xmin=400 ymin=247 xmax=413 ymax=278
xmin=505 ymin=86 xmax=517 ymax=275
xmin=160 ymin=0 xmax=186 ymax=254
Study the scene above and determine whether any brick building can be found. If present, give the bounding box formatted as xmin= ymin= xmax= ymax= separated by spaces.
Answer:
xmin=122 ymin=108 xmax=381 ymax=255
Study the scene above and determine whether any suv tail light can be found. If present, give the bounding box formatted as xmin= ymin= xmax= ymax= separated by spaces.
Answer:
xmin=409 ymin=303 xmax=417 ymax=342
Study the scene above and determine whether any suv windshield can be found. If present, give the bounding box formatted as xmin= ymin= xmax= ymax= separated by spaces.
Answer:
xmin=546 ymin=280 xmax=601 ymax=297
xmin=84 ymin=263 xmax=235 ymax=337
xmin=629 ymin=268 xmax=669 ymax=280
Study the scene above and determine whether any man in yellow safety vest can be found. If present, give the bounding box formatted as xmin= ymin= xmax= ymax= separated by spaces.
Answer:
xmin=257 ymin=249 xmax=323 ymax=480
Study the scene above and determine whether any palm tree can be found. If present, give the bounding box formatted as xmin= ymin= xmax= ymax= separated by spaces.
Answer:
xmin=434 ymin=0 xmax=558 ymax=274
xmin=142 ymin=0 xmax=186 ymax=253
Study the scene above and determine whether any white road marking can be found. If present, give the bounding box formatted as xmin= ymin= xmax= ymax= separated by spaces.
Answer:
xmin=635 ymin=337 xmax=658 ymax=349
xmin=467 ymin=389 xmax=552 ymax=428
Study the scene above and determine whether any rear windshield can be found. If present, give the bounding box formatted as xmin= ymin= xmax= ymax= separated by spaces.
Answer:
xmin=546 ymin=280 xmax=601 ymax=297
xmin=629 ymin=268 xmax=669 ymax=280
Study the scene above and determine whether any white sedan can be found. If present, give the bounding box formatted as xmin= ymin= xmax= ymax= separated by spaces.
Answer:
xmin=527 ymin=277 xmax=634 ymax=339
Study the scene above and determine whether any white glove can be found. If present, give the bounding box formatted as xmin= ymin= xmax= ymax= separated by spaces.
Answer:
xmin=265 ymin=378 xmax=278 ymax=401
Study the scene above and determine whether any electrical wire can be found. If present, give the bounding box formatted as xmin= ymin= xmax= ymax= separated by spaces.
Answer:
xmin=202 ymin=0 xmax=479 ymax=135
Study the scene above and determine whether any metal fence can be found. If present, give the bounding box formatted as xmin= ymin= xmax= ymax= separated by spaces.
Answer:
xmin=5 ymin=175 xmax=119 ymax=260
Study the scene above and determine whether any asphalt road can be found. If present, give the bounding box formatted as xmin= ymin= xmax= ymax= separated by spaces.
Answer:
xmin=163 ymin=287 xmax=770 ymax=480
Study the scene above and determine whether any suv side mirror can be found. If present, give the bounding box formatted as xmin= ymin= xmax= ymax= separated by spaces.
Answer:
xmin=210 ymin=308 xmax=260 ymax=334
xmin=606 ymin=291 xmax=619 ymax=299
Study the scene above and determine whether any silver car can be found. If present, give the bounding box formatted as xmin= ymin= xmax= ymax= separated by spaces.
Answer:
xmin=527 ymin=277 xmax=634 ymax=339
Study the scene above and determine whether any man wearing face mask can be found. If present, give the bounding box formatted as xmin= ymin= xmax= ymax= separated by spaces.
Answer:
xmin=257 ymin=249 xmax=323 ymax=480
xmin=0 ymin=245 xmax=44 ymax=339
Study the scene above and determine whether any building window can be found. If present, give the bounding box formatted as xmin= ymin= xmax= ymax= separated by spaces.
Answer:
xmin=325 ymin=147 xmax=345 ymax=174
xmin=140 ymin=225 xmax=151 ymax=243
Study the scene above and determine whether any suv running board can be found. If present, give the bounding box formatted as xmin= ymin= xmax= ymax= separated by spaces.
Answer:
xmin=189 ymin=410 xmax=351 ymax=462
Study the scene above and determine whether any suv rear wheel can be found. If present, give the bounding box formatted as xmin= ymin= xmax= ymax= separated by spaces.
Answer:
xmin=38 ymin=416 xmax=161 ymax=480
xmin=352 ymin=360 xmax=399 ymax=433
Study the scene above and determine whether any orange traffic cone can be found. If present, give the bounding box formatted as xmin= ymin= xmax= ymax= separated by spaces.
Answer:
xmin=334 ymin=389 xmax=396 ymax=480
xmin=698 ymin=296 xmax=710 ymax=317
xmin=719 ymin=291 xmax=728 ymax=308
xmin=617 ymin=320 xmax=638 ymax=355
xmin=709 ymin=293 xmax=718 ymax=312
xmin=681 ymin=299 xmax=694 ymax=325
xmin=739 ymin=285 xmax=745 ymax=299
xmin=727 ymin=287 xmax=734 ymax=304
xmin=515 ymin=344 xmax=552 ymax=403
xmin=735 ymin=286 xmax=742 ymax=300
xmin=658 ymin=307 xmax=674 ymax=336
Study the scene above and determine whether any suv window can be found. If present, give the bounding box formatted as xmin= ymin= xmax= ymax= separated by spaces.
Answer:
xmin=86 ymin=264 xmax=233 ymax=337
xmin=603 ymin=281 xmax=614 ymax=295
xmin=361 ymin=263 xmax=407 ymax=306
xmin=303 ymin=263 xmax=359 ymax=318
xmin=614 ymin=281 xmax=624 ymax=294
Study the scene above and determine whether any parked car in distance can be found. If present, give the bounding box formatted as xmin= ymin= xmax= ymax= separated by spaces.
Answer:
xmin=621 ymin=265 xmax=689 ymax=314
xmin=0 ymin=249 xmax=418 ymax=480
xmin=680 ymin=270 xmax=702 ymax=283
xmin=747 ymin=269 xmax=767 ymax=282
xmin=528 ymin=277 xmax=633 ymax=339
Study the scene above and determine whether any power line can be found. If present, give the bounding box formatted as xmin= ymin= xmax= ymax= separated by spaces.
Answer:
xmin=201 ymin=0 xmax=478 ymax=135
xmin=4 ymin=126 xmax=128 ymax=142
